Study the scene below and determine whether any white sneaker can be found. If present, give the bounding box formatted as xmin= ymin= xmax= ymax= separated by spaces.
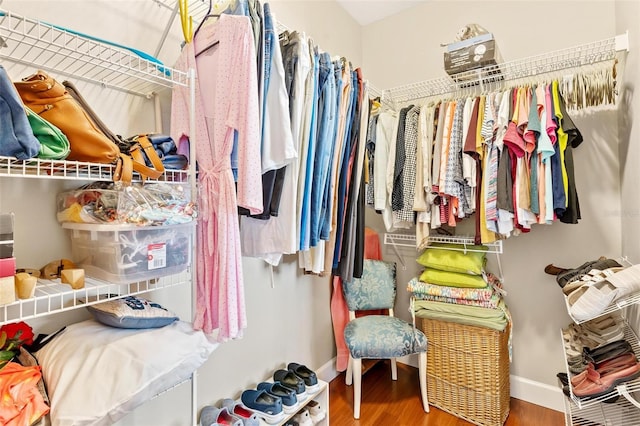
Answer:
xmin=292 ymin=408 xmax=313 ymax=426
xmin=306 ymin=400 xmax=326 ymax=424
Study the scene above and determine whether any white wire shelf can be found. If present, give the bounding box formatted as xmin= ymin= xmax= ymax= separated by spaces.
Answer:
xmin=0 ymin=9 xmax=189 ymax=96
xmin=564 ymin=393 xmax=640 ymax=426
xmin=0 ymin=156 xmax=190 ymax=183
xmin=383 ymin=33 xmax=629 ymax=106
xmin=563 ymin=319 xmax=640 ymax=411
xmin=384 ymin=232 xmax=503 ymax=254
xmin=0 ymin=270 xmax=190 ymax=325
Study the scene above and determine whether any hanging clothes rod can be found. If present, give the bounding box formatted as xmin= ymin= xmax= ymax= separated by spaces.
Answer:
xmin=383 ymin=32 xmax=629 ymax=105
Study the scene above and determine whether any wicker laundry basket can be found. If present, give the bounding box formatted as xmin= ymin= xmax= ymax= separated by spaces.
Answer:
xmin=420 ymin=318 xmax=511 ymax=426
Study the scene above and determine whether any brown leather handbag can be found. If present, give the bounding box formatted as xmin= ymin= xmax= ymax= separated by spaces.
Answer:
xmin=14 ymin=70 xmax=119 ymax=164
xmin=14 ymin=71 xmax=164 ymax=183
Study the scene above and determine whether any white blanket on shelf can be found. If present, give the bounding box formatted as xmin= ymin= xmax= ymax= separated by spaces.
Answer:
xmin=35 ymin=319 xmax=218 ymax=426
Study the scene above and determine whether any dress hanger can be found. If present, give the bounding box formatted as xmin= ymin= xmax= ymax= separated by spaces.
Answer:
xmin=194 ymin=0 xmax=227 ymax=39
xmin=194 ymin=1 xmax=231 ymax=57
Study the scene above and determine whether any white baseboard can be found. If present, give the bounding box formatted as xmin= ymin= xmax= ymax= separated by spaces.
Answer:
xmin=509 ymin=375 xmax=565 ymax=412
xmin=316 ymin=357 xmax=339 ymax=384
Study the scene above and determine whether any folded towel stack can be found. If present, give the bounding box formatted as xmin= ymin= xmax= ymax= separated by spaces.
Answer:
xmin=408 ymin=243 xmax=510 ymax=332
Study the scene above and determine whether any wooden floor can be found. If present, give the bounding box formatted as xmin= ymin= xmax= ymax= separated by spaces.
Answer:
xmin=328 ymin=361 xmax=565 ymax=426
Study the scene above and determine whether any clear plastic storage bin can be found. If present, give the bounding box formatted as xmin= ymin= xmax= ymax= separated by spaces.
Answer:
xmin=63 ymin=222 xmax=193 ymax=284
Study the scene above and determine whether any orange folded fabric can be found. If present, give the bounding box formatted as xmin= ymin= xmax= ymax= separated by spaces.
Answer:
xmin=0 ymin=361 xmax=50 ymax=426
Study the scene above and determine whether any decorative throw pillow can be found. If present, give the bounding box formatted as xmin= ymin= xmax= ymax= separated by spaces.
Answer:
xmin=86 ymin=296 xmax=179 ymax=329
xmin=35 ymin=319 xmax=218 ymax=426
xmin=416 ymin=243 xmax=488 ymax=275
xmin=419 ymin=267 xmax=487 ymax=288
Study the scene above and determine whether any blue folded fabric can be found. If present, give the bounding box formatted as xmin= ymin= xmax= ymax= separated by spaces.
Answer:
xmin=0 ymin=65 xmax=40 ymax=159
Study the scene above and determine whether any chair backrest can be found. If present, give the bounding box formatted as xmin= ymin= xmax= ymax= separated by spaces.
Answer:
xmin=342 ymin=259 xmax=396 ymax=311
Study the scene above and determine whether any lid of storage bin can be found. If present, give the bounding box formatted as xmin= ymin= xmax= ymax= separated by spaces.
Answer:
xmin=62 ymin=222 xmax=194 ymax=232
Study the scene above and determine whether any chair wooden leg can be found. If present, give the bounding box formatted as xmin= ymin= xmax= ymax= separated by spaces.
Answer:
xmin=419 ymin=351 xmax=429 ymax=413
xmin=390 ymin=357 xmax=398 ymax=381
xmin=346 ymin=356 xmax=353 ymax=386
xmin=353 ymin=358 xmax=362 ymax=419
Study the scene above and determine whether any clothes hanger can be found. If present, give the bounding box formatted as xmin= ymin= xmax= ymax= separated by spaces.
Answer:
xmin=179 ymin=0 xmax=193 ymax=44
xmin=193 ymin=0 xmax=214 ymax=38
xmin=194 ymin=1 xmax=230 ymax=57
xmin=194 ymin=0 xmax=229 ymax=39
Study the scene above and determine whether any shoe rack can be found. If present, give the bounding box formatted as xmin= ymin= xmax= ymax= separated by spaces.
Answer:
xmin=0 ymin=8 xmax=200 ymax=425
xmin=560 ymin=304 xmax=640 ymax=425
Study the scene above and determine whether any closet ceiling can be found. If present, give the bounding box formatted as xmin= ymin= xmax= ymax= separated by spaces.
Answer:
xmin=335 ymin=0 xmax=426 ymax=25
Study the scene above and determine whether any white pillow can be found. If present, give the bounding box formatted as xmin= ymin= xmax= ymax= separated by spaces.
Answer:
xmin=35 ymin=319 xmax=218 ymax=426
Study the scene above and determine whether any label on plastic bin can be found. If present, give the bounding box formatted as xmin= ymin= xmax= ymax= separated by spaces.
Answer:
xmin=147 ymin=243 xmax=167 ymax=270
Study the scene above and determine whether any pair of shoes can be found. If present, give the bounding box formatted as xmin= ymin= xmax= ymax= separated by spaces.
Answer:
xmin=569 ymin=339 xmax=634 ymax=374
xmin=305 ymin=400 xmax=326 ymax=424
xmin=562 ymin=258 xmax=624 ymax=295
xmin=199 ymin=406 xmax=242 ymax=426
xmin=220 ymin=399 xmax=260 ymax=426
xmin=563 ymin=265 xmax=626 ymax=296
xmin=563 ymin=324 xmax=601 ymax=356
xmin=257 ymin=381 xmax=299 ymax=414
xmin=274 ymin=369 xmax=308 ymax=402
xmin=241 ymin=389 xmax=285 ymax=424
xmin=556 ymin=257 xmax=607 ymax=288
xmin=573 ymin=358 xmax=640 ymax=398
xmin=563 ymin=316 xmax=625 ymax=354
xmin=568 ymin=265 xmax=640 ymax=321
xmin=292 ymin=408 xmax=313 ymax=426
xmin=287 ymin=362 xmax=319 ymax=393
xmin=571 ymin=353 xmax=638 ymax=388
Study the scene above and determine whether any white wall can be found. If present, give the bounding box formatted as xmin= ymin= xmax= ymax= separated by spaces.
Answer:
xmin=0 ymin=1 xmax=361 ymax=425
xmin=615 ymin=1 xmax=640 ymax=338
xmin=616 ymin=2 xmax=640 ymax=263
xmin=361 ymin=0 xmax=622 ymax=410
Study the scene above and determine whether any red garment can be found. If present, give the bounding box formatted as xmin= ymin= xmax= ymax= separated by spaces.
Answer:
xmin=0 ymin=362 xmax=49 ymax=426
xmin=331 ymin=227 xmax=382 ymax=372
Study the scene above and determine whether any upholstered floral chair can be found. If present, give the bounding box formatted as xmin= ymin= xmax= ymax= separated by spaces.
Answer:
xmin=343 ymin=259 xmax=429 ymax=419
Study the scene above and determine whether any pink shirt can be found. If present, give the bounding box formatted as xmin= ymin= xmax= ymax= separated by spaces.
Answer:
xmin=171 ymin=14 xmax=262 ymax=340
xmin=545 ymin=85 xmax=558 ymax=145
